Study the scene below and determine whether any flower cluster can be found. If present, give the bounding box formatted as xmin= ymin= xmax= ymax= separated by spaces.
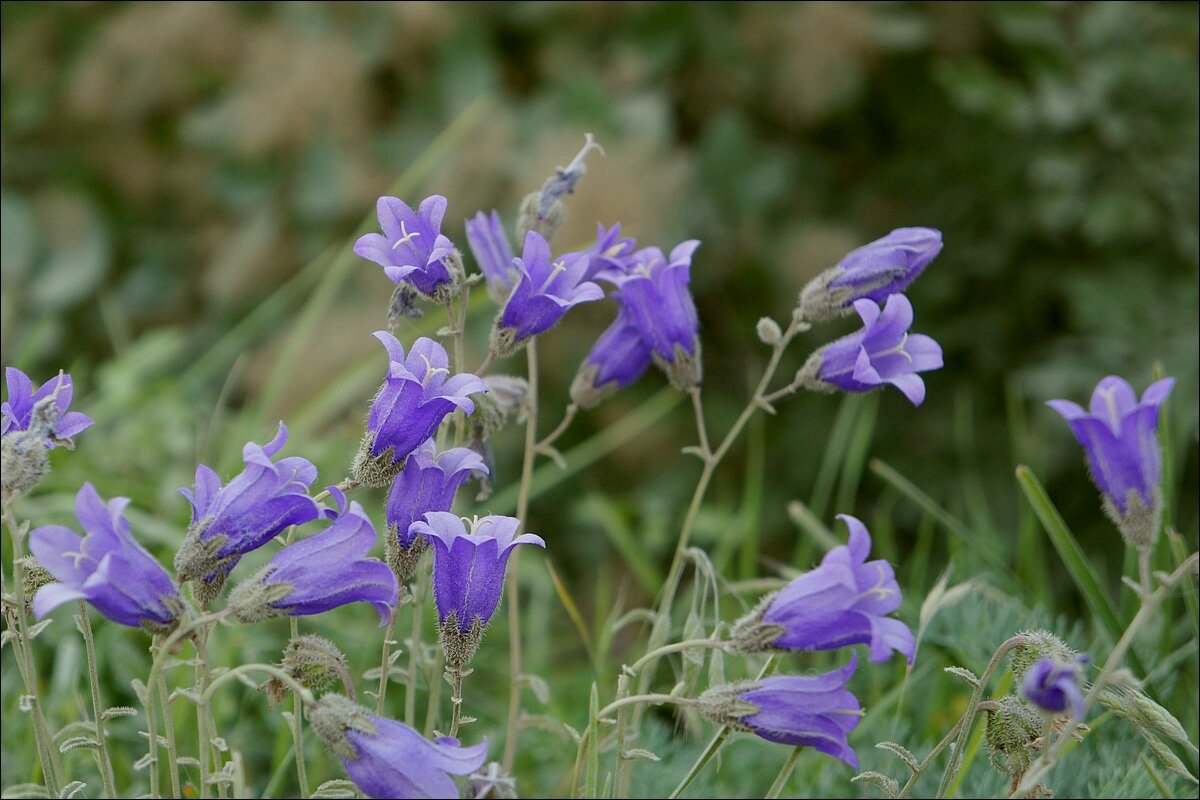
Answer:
xmin=2 ymin=368 xmax=93 ymax=501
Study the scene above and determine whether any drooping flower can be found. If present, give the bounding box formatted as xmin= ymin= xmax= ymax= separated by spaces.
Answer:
xmin=731 ymin=515 xmax=914 ymax=663
xmin=29 ymin=483 xmax=181 ymax=632
xmin=309 ymin=694 xmax=488 ymax=800
xmin=799 ymin=228 xmax=943 ymax=322
xmin=409 ymin=512 xmax=545 ymax=665
xmin=350 ymin=333 xmax=486 ymax=489
xmin=1047 ymin=376 xmax=1175 ymax=550
xmin=569 ymin=305 xmax=653 ymax=409
xmin=796 ymin=293 xmax=942 ymax=406
xmin=606 ymin=241 xmax=702 ymax=391
xmin=228 ymin=495 xmax=397 ymax=625
xmin=490 ymin=231 xmax=604 ymax=357
xmin=384 ymin=439 xmax=488 ymax=583
xmin=354 ymin=195 xmax=460 ymax=302
xmin=466 ymin=210 xmax=516 ymax=303
xmin=175 ymin=422 xmax=322 ymax=605
xmin=581 ymin=222 xmax=638 ymax=282
xmin=516 ymin=133 xmax=603 ymax=242
xmin=1022 ymin=655 xmax=1089 ymax=720
xmin=698 ymin=656 xmax=863 ymax=768
xmin=2 ymin=368 xmax=93 ymax=448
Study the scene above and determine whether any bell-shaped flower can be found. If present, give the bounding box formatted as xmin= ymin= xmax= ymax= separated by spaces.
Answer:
xmin=569 ymin=305 xmax=653 ymax=409
xmin=309 ymin=694 xmax=488 ymax=800
xmin=29 ymin=484 xmax=181 ymax=632
xmin=731 ymin=515 xmax=914 ymax=663
xmin=466 ymin=210 xmax=517 ymax=304
xmin=607 ymin=241 xmax=702 ymax=391
xmin=797 ymin=293 xmax=942 ymax=406
xmin=384 ymin=439 xmax=488 ymax=583
xmin=175 ymin=422 xmax=322 ymax=605
xmin=354 ymin=195 xmax=459 ymax=301
xmin=351 ymin=333 xmax=486 ymax=488
xmin=490 ymin=231 xmax=604 ymax=357
xmin=1047 ymin=375 xmax=1174 ymax=551
xmin=2 ymin=368 xmax=93 ymax=448
xmin=581 ymin=222 xmax=637 ymax=282
xmin=799 ymin=228 xmax=942 ymax=322
xmin=698 ymin=656 xmax=862 ymax=768
xmin=228 ymin=495 xmax=397 ymax=625
xmin=1022 ymin=655 xmax=1088 ymax=720
xmin=409 ymin=512 xmax=545 ymax=666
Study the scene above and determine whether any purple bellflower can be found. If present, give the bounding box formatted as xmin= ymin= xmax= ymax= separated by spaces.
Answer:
xmin=354 ymin=195 xmax=460 ymax=302
xmin=351 ymin=333 xmax=486 ymax=489
xmin=29 ymin=484 xmax=181 ymax=633
xmin=310 ymin=694 xmax=488 ymax=800
xmin=699 ymin=656 xmax=863 ymax=769
xmin=228 ymin=493 xmax=397 ymax=625
xmin=569 ymin=305 xmax=654 ymax=409
xmin=799 ymin=228 xmax=943 ymax=322
xmin=606 ymin=240 xmax=702 ymax=391
xmin=2 ymin=368 xmax=93 ymax=448
xmin=409 ymin=512 xmax=545 ymax=665
xmin=1022 ymin=655 xmax=1089 ymax=719
xmin=581 ymin=222 xmax=638 ymax=282
xmin=732 ymin=515 xmax=914 ymax=663
xmin=491 ymin=231 xmax=604 ymax=357
xmin=175 ymin=422 xmax=322 ymax=606
xmin=466 ymin=210 xmax=516 ymax=304
xmin=797 ymin=293 xmax=942 ymax=406
xmin=1047 ymin=375 xmax=1175 ymax=550
xmin=384 ymin=439 xmax=488 ymax=582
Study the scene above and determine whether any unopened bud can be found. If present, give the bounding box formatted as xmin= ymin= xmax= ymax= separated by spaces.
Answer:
xmin=985 ymin=694 xmax=1041 ymax=776
xmin=516 ymin=134 xmax=603 ymax=244
xmin=1 ymin=433 xmax=49 ymax=504
xmin=388 ymin=284 xmax=424 ymax=330
xmin=264 ymin=634 xmax=351 ymax=705
xmin=21 ymin=558 xmax=54 ymax=616
xmin=756 ymin=317 xmax=783 ymax=347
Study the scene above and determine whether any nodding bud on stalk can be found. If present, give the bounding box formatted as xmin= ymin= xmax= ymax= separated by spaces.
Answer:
xmin=985 ymin=694 xmax=1043 ymax=777
xmin=263 ymin=634 xmax=352 ymax=705
xmin=516 ymin=134 xmax=604 ymax=243
xmin=1008 ymin=630 xmax=1078 ymax=686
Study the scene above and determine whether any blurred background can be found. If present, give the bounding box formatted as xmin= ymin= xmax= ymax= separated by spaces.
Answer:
xmin=2 ymin=2 xmax=1197 ymax=796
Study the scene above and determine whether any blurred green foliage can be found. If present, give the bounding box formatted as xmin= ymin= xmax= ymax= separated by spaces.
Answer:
xmin=2 ymin=2 xmax=1198 ymax=797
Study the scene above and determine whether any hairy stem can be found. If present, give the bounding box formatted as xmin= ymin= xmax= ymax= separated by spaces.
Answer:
xmin=537 ymin=403 xmax=577 ymax=457
xmin=502 ymin=338 xmax=539 ymax=772
xmin=897 ymin=716 xmax=965 ymax=798
xmin=289 ymin=617 xmax=308 ymax=799
xmin=637 ymin=320 xmax=801 ymax=707
xmin=2 ymin=502 xmax=63 ymax=796
xmin=935 ymin=634 xmax=1031 ymax=797
xmin=78 ymin=603 xmax=118 ymax=798
xmin=375 ymin=606 xmax=400 ymax=716
xmin=627 ymin=639 xmax=725 ymax=676
xmin=158 ymin=677 xmax=181 ymax=799
xmin=448 ymin=664 xmax=466 ymax=739
xmin=406 ymin=577 xmax=425 ymax=727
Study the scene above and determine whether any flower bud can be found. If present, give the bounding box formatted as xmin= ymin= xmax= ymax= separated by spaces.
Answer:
xmin=985 ymin=694 xmax=1041 ymax=777
xmin=1008 ymin=630 xmax=1077 ymax=685
xmin=756 ymin=317 xmax=783 ymax=346
xmin=387 ymin=284 xmax=424 ymax=330
xmin=264 ymin=634 xmax=351 ymax=705
xmin=309 ymin=693 xmax=379 ymax=762
xmin=2 ymin=431 xmax=49 ymax=504
xmin=21 ymin=558 xmax=54 ymax=616
xmin=515 ymin=134 xmax=603 ymax=244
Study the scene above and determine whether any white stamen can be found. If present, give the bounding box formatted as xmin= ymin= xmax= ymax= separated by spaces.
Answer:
xmin=390 ymin=220 xmax=422 ymax=251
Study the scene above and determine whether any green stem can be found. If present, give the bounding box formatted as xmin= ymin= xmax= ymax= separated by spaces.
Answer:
xmin=668 ymin=656 xmax=777 ymax=798
xmin=448 ymin=664 xmax=466 ymax=739
xmin=376 ymin=607 xmax=400 ymax=716
xmin=765 ymin=748 xmax=804 ymax=798
xmin=1016 ymin=552 xmax=1199 ymax=794
xmin=935 ymin=634 xmax=1030 ymax=798
xmin=201 ymin=664 xmax=315 ymax=707
xmin=423 ymin=650 xmax=445 ymax=739
xmin=158 ymin=678 xmax=181 ymax=799
xmin=289 ymin=617 xmax=309 ymax=799
xmin=502 ymin=338 xmax=539 ymax=772
xmin=627 ymin=639 xmax=725 ymax=676
xmin=613 ymin=674 xmax=632 ymax=799
xmin=406 ymin=576 xmax=425 ymax=727
xmin=637 ymin=319 xmax=800 ymax=706
xmin=536 ymin=403 xmax=578 ymax=456
xmin=77 ymin=603 xmax=118 ymax=797
xmin=3 ymin=502 xmax=63 ymax=796
xmin=897 ymin=716 xmax=965 ymax=798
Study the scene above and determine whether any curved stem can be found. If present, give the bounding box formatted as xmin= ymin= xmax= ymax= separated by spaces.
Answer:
xmin=627 ymin=639 xmax=725 ymax=676
xmin=502 ymin=338 xmax=539 ymax=772
xmin=598 ymin=693 xmax=696 ymax=720
xmin=935 ymin=634 xmax=1031 ymax=797
xmin=765 ymin=747 xmax=804 ymax=798
xmin=200 ymin=664 xmax=315 ymax=707
xmin=537 ymin=403 xmax=577 ymax=456
xmin=475 ymin=350 xmax=496 ymax=377
xmin=77 ymin=603 xmax=118 ymax=798
xmin=897 ymin=716 xmax=964 ymax=798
